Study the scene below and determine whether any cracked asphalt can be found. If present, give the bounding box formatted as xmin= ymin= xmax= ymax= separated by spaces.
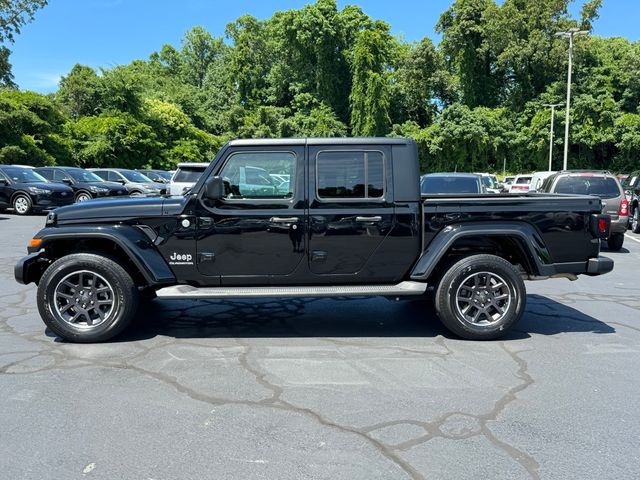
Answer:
xmin=1 ymin=214 xmax=640 ymax=480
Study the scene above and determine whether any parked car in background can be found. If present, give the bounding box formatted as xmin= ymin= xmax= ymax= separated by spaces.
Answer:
xmin=34 ymin=167 xmax=129 ymax=202
xmin=623 ymin=171 xmax=640 ymax=232
xmin=502 ymin=176 xmax=516 ymax=192
xmin=538 ymin=171 xmax=628 ymax=250
xmin=420 ymin=173 xmax=485 ymax=194
xmin=139 ymin=169 xmax=172 ymax=184
xmin=169 ymin=162 xmax=209 ymax=196
xmin=0 ymin=165 xmax=74 ymax=215
xmin=529 ymin=171 xmax=557 ymax=192
xmin=508 ymin=174 xmax=533 ymax=193
xmin=476 ymin=173 xmax=501 ymax=193
xmin=89 ymin=168 xmax=166 ymax=196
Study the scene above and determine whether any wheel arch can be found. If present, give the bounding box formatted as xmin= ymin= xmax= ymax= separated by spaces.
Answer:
xmin=410 ymin=222 xmax=550 ymax=282
xmin=25 ymin=226 xmax=175 ymax=287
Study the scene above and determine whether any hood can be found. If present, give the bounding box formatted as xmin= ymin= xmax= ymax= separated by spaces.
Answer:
xmin=53 ymin=196 xmax=175 ymax=224
xmin=19 ymin=182 xmax=73 ymax=192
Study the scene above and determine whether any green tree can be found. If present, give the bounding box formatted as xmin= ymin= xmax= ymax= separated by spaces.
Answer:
xmin=0 ymin=89 xmax=70 ymax=165
xmin=349 ymin=21 xmax=393 ymax=136
xmin=56 ymin=64 xmax=101 ymax=119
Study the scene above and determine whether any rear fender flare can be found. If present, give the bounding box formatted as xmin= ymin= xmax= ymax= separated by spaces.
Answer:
xmin=410 ymin=222 xmax=550 ymax=280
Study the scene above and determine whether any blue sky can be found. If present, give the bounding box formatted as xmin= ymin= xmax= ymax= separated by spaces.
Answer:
xmin=8 ymin=0 xmax=640 ymax=92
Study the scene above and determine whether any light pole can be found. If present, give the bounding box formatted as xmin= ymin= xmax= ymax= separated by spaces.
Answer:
xmin=555 ymin=27 xmax=589 ymax=171
xmin=542 ymin=103 xmax=563 ymax=171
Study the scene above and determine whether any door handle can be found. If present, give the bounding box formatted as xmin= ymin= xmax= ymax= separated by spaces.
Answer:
xmin=269 ymin=217 xmax=300 ymax=223
xmin=355 ymin=216 xmax=382 ymax=223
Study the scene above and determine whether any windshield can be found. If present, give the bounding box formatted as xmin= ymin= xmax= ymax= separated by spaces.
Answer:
xmin=421 ymin=176 xmax=480 ymax=194
xmin=151 ymin=170 xmax=172 ymax=181
xmin=554 ymin=176 xmax=621 ymax=198
xmin=482 ymin=176 xmax=497 ymax=189
xmin=1 ymin=167 xmax=48 ymax=184
xmin=174 ymin=167 xmax=206 ymax=183
xmin=120 ymin=170 xmax=154 ymax=183
xmin=67 ymin=169 xmax=106 ymax=183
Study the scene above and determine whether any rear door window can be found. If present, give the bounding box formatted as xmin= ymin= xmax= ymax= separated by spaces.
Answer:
xmin=316 ymin=151 xmax=383 ymax=199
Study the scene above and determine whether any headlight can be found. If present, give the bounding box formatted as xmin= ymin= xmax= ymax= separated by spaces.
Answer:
xmin=27 ymin=186 xmax=51 ymax=194
xmin=89 ymin=186 xmax=109 ymax=193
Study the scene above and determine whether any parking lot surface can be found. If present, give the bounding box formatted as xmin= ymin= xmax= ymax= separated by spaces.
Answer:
xmin=1 ymin=213 xmax=639 ymax=479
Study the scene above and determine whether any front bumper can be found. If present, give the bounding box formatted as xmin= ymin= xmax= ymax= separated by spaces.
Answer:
xmin=32 ymin=193 xmax=74 ymax=210
xmin=586 ymin=256 xmax=614 ymax=276
xmin=15 ymin=251 xmax=47 ymax=285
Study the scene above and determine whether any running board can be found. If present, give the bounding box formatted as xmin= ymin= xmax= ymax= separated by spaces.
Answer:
xmin=155 ymin=281 xmax=427 ymax=299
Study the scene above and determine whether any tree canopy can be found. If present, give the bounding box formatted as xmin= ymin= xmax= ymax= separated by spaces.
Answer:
xmin=1 ymin=0 xmax=639 ymax=173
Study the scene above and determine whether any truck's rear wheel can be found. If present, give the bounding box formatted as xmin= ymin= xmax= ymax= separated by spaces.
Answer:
xmin=37 ymin=253 xmax=139 ymax=343
xmin=434 ymin=254 xmax=526 ymax=340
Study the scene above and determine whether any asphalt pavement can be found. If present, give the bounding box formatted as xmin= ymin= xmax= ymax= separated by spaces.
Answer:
xmin=1 ymin=213 xmax=639 ymax=480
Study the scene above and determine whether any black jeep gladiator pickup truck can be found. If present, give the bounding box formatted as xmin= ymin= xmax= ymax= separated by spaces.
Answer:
xmin=15 ymin=138 xmax=614 ymax=342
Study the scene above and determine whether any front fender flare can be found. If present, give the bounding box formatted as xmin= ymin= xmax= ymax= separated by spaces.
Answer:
xmin=29 ymin=225 xmax=176 ymax=286
xmin=410 ymin=222 xmax=551 ymax=280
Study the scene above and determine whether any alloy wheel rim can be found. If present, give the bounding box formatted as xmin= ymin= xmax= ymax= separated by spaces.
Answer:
xmin=14 ymin=197 xmax=28 ymax=213
xmin=77 ymin=193 xmax=91 ymax=202
xmin=53 ymin=270 xmax=116 ymax=329
xmin=455 ymin=271 xmax=512 ymax=326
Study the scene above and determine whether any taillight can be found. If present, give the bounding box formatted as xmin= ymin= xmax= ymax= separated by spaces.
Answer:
xmin=598 ymin=218 xmax=607 ymax=234
xmin=590 ymin=214 xmax=611 ymax=239
xmin=619 ymin=198 xmax=629 ymax=216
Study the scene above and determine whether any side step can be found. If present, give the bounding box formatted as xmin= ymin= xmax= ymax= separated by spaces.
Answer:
xmin=155 ymin=281 xmax=427 ymax=299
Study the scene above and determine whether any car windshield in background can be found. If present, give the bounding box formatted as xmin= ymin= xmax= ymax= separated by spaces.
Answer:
xmin=121 ymin=170 xmax=154 ymax=183
xmin=67 ymin=169 xmax=105 ymax=183
xmin=153 ymin=171 xmax=172 ymax=181
xmin=482 ymin=176 xmax=497 ymax=189
xmin=174 ymin=168 xmax=205 ymax=183
xmin=2 ymin=167 xmax=48 ymax=184
xmin=516 ymin=177 xmax=532 ymax=184
xmin=421 ymin=176 xmax=480 ymax=194
xmin=554 ymin=176 xmax=620 ymax=198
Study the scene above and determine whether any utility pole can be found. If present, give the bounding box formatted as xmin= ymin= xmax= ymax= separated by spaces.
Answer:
xmin=555 ymin=28 xmax=588 ymax=171
xmin=542 ymin=103 xmax=563 ymax=171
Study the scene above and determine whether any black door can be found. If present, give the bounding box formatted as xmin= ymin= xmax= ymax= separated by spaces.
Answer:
xmin=195 ymin=146 xmax=306 ymax=285
xmin=307 ymin=145 xmax=402 ymax=283
xmin=0 ymin=171 xmax=11 ymax=208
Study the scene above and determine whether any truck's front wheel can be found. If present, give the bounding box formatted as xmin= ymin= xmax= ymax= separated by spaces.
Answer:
xmin=435 ymin=254 xmax=526 ymax=340
xmin=37 ymin=253 xmax=139 ymax=343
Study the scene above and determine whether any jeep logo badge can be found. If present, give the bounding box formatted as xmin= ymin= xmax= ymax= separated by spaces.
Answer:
xmin=169 ymin=252 xmax=194 ymax=265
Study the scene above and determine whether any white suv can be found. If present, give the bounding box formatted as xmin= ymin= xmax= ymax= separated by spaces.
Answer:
xmin=169 ymin=163 xmax=209 ymax=196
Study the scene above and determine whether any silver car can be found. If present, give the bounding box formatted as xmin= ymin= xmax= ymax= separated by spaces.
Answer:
xmin=539 ymin=171 xmax=628 ymax=250
xmin=89 ymin=168 xmax=166 ymax=196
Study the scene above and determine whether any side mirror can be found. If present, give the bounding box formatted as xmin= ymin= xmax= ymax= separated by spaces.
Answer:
xmin=625 ymin=190 xmax=631 ymax=197
xmin=0 ymin=178 xmax=7 ymax=185
xmin=204 ymin=176 xmax=224 ymax=200
xmin=116 ymin=178 xmax=126 ymax=185
xmin=62 ymin=178 xmax=72 ymax=185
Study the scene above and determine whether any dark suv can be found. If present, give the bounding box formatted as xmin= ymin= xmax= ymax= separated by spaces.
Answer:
xmin=34 ymin=167 xmax=129 ymax=202
xmin=539 ymin=171 xmax=628 ymax=250
xmin=623 ymin=172 xmax=640 ymax=233
xmin=0 ymin=165 xmax=74 ymax=215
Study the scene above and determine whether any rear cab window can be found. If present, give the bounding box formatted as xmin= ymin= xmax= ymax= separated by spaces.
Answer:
xmin=421 ymin=176 xmax=480 ymax=194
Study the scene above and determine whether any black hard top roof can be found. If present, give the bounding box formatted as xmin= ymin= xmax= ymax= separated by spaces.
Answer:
xmin=227 ymin=137 xmax=413 ymax=147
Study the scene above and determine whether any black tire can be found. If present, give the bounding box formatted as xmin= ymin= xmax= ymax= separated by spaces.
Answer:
xmin=12 ymin=193 xmax=33 ymax=215
xmin=434 ymin=254 xmax=526 ymax=340
xmin=632 ymin=208 xmax=640 ymax=234
xmin=37 ymin=253 xmax=139 ymax=343
xmin=607 ymin=233 xmax=624 ymax=251
xmin=75 ymin=191 xmax=92 ymax=202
